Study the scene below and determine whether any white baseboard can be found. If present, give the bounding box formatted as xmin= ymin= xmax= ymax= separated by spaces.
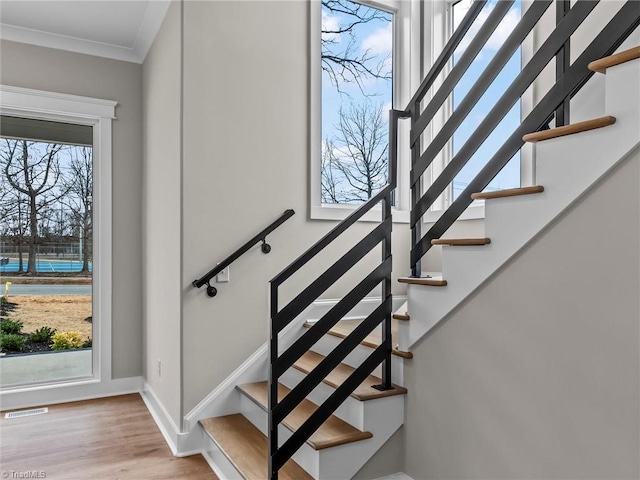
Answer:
xmin=140 ymin=382 xmax=204 ymax=457
xmin=140 ymin=383 xmax=183 ymax=455
xmin=0 ymin=375 xmax=143 ymax=411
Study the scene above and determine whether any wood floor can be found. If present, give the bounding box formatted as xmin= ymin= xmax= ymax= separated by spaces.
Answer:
xmin=0 ymin=394 xmax=217 ymax=480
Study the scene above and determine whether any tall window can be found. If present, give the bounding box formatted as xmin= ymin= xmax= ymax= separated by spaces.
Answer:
xmin=451 ymin=0 xmax=522 ymax=199
xmin=320 ymin=0 xmax=394 ymax=205
xmin=0 ymin=116 xmax=94 ymax=387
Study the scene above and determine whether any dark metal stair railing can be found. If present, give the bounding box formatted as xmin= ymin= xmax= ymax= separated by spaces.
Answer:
xmin=407 ymin=0 xmax=640 ymax=276
xmin=267 ymin=109 xmax=409 ymax=479
xmin=265 ymin=1 xmax=640 ymax=477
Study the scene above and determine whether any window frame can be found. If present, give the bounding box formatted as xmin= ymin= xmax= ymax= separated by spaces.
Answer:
xmin=309 ymin=0 xmax=416 ymax=223
xmin=420 ymin=0 xmax=534 ymax=223
xmin=0 ymin=85 xmax=116 ymax=400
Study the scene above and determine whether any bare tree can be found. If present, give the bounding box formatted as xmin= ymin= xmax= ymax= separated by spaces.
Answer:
xmin=322 ymin=0 xmax=391 ymax=92
xmin=322 ymin=101 xmax=388 ymax=203
xmin=0 ymin=179 xmax=30 ymax=272
xmin=2 ymin=139 xmax=68 ymax=273
xmin=321 ymin=139 xmax=342 ymax=203
xmin=61 ymin=146 xmax=93 ymax=272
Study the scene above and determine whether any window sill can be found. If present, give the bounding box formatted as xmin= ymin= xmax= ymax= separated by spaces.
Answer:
xmin=310 ymin=202 xmax=485 ymax=224
xmin=311 ymin=204 xmax=410 ymax=223
xmin=422 ymin=203 xmax=485 ymax=224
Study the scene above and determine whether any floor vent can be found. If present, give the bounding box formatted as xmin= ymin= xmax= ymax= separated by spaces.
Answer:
xmin=5 ymin=407 xmax=48 ymax=419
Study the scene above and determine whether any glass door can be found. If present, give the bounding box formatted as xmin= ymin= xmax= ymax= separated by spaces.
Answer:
xmin=0 ymin=116 xmax=94 ymax=387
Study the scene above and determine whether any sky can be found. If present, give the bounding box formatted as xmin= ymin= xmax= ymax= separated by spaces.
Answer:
xmin=320 ymin=0 xmax=523 ymax=204
xmin=321 ymin=1 xmax=393 ymax=203
xmin=452 ymin=0 xmax=522 ymax=198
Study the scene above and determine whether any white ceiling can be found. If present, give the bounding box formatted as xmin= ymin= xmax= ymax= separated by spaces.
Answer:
xmin=0 ymin=1 xmax=170 ymax=63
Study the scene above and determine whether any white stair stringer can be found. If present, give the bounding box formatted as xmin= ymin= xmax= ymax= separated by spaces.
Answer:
xmin=398 ymin=49 xmax=640 ymax=352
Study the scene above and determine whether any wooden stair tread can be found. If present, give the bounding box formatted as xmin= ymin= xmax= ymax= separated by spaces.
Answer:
xmin=522 ymin=116 xmax=616 ymax=143
xmin=398 ymin=277 xmax=447 ymax=286
xmin=237 ymin=382 xmax=372 ymax=450
xmin=293 ymin=351 xmax=407 ymax=401
xmin=303 ymin=319 xmax=413 ymax=359
xmin=431 ymin=238 xmax=491 ymax=246
xmin=588 ymin=46 xmax=640 ymax=73
xmin=471 ymin=185 xmax=544 ymax=200
xmin=392 ymin=300 xmax=410 ymax=321
xmin=200 ymin=414 xmax=312 ymax=480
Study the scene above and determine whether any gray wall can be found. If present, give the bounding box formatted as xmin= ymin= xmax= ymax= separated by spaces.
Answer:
xmin=403 ymin=148 xmax=640 ymax=479
xmin=142 ymin=1 xmax=183 ymax=427
xmin=179 ymin=0 xmax=411 ymax=414
xmin=0 ymin=40 xmax=144 ymax=380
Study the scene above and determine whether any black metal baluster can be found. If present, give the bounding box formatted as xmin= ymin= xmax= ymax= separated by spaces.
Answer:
xmin=555 ymin=0 xmax=571 ymax=126
xmin=268 ymin=283 xmax=278 ymax=480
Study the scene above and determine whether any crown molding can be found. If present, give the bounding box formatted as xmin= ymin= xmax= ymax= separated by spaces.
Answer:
xmin=0 ymin=1 xmax=170 ymax=64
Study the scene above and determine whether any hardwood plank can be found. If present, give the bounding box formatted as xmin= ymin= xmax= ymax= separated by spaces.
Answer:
xmin=431 ymin=238 xmax=491 ymax=246
xmin=398 ymin=277 xmax=447 ymax=287
xmin=0 ymin=394 xmax=216 ymax=480
xmin=588 ymin=46 xmax=640 ymax=73
xmin=237 ymin=382 xmax=372 ymax=450
xmin=522 ymin=116 xmax=615 ymax=143
xmin=292 ymin=351 xmax=407 ymax=401
xmin=471 ymin=185 xmax=544 ymax=200
xmin=303 ymin=318 xmax=413 ymax=359
xmin=200 ymin=414 xmax=311 ymax=480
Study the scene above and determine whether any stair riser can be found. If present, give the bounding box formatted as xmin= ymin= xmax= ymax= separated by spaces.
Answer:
xmin=279 ymin=368 xmax=366 ymax=429
xmin=605 ymin=61 xmax=640 ymax=136
xmin=309 ymin=333 xmax=404 ymax=384
xmin=240 ymin=394 xmax=321 ymax=478
xmin=569 ymin=73 xmax=606 ymax=124
xmin=319 ymin=395 xmax=404 ymax=480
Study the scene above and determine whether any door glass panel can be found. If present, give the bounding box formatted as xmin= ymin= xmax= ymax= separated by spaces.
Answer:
xmin=0 ymin=117 xmax=93 ymax=387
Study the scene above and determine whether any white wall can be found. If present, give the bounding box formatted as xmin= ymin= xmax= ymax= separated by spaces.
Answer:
xmin=142 ymin=1 xmax=183 ymax=428
xmin=0 ymin=40 xmax=143 ymax=380
xmin=403 ymin=148 xmax=640 ymax=479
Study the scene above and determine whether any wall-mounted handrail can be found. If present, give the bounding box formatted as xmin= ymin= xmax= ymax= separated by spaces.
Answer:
xmin=407 ymin=0 xmax=639 ymax=274
xmin=192 ymin=209 xmax=295 ymax=297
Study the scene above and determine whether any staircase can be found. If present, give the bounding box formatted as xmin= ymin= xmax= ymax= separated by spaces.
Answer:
xmin=199 ymin=318 xmax=408 ymax=479
xmin=398 ymin=43 xmax=640 ymax=352
xmin=192 ymin=2 xmax=639 ymax=478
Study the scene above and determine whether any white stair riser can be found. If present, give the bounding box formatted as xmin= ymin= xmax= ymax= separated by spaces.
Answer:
xmin=318 ymin=395 xmax=405 ymax=480
xmin=570 ymin=72 xmax=606 ymax=123
xmin=309 ymin=333 xmax=405 ymax=385
xmin=239 ymin=394 xmax=321 ymax=478
xmin=280 ymin=367 xmax=366 ymax=429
